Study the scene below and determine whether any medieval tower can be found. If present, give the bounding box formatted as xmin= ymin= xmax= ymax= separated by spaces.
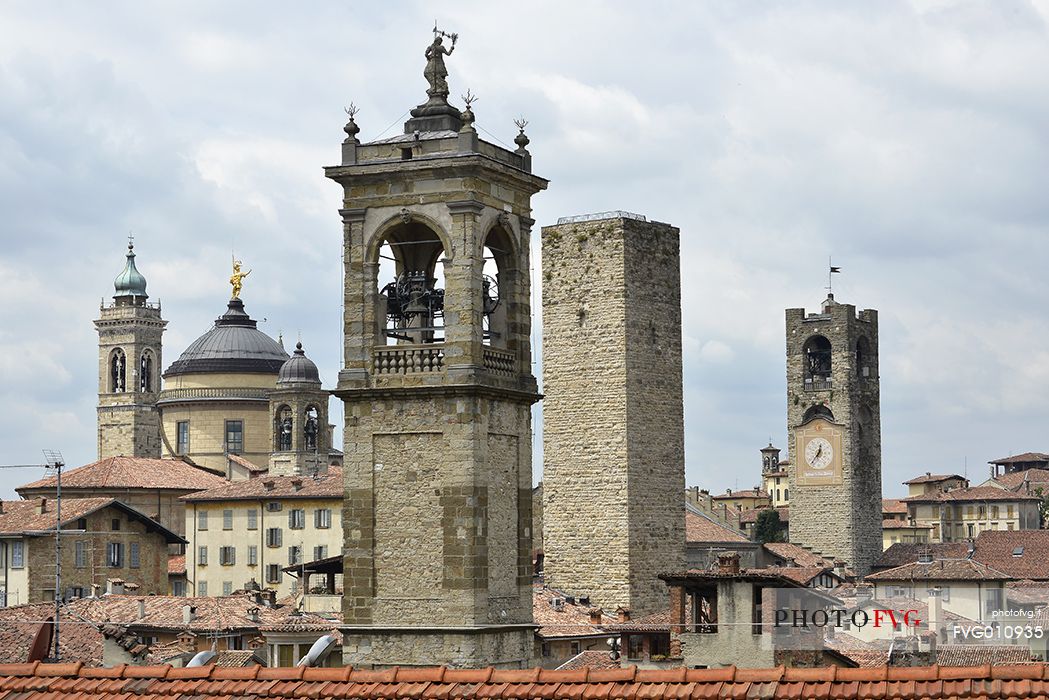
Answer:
xmin=786 ymin=294 xmax=882 ymax=575
xmin=542 ymin=212 xmax=685 ymax=617
xmin=326 ymin=31 xmax=547 ymax=668
xmin=95 ymin=241 xmax=166 ymax=459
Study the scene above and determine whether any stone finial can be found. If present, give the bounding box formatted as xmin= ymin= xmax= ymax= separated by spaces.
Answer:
xmin=343 ymin=103 xmax=361 ymax=144
xmin=514 ymin=118 xmax=530 ymax=151
xmin=460 ymin=89 xmax=477 ymax=132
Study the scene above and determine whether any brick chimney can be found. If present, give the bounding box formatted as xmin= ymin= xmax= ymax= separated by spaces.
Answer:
xmin=616 ymin=606 xmax=630 ymax=623
xmin=588 ymin=608 xmax=603 ymax=625
xmin=36 ymin=498 xmax=47 ymax=515
xmin=718 ymin=551 xmax=741 ymax=574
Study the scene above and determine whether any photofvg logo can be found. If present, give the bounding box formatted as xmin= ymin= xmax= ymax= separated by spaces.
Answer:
xmin=774 ymin=608 xmax=922 ymax=629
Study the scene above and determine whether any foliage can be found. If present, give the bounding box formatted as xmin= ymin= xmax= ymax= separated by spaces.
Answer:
xmin=754 ymin=508 xmax=783 ymax=544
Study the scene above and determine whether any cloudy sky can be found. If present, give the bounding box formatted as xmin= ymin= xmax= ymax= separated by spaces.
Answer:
xmin=1 ymin=1 xmax=1047 ymax=499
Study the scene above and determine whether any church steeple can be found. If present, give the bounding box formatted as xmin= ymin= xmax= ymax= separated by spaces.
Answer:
xmin=113 ymin=240 xmax=148 ymax=303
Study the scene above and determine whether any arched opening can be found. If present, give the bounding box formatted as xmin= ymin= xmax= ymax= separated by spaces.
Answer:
xmin=140 ymin=350 xmax=155 ymax=392
xmin=275 ymin=405 xmax=293 ymax=452
xmin=110 ymin=348 xmax=126 ymax=393
xmin=481 ymin=226 xmax=513 ymax=348
xmin=855 ymin=336 xmax=871 ymax=378
xmin=303 ymin=406 xmax=320 ymax=452
xmin=803 ymin=335 xmax=832 ymax=389
xmin=375 ymin=220 xmax=447 ymax=345
xmin=802 ymin=404 xmax=834 ymax=423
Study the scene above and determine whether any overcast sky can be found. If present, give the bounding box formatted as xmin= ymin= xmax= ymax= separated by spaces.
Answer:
xmin=1 ymin=1 xmax=1047 ymax=499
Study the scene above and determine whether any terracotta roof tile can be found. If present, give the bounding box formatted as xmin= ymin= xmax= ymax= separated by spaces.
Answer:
xmin=0 ymin=498 xmax=181 ymax=542
xmin=865 ymin=559 xmax=1011 ymax=581
xmin=873 ymin=542 xmax=971 ymax=570
xmin=712 ymin=489 xmax=768 ymax=500
xmin=902 ymin=473 xmax=966 ymax=485
xmin=227 ymin=454 xmax=267 ymax=473
xmin=167 ymin=555 xmax=186 ymax=576
xmin=992 ymin=468 xmax=1049 ymax=489
xmin=763 ymin=542 xmax=835 ymax=568
xmin=972 ymin=530 xmax=1049 ymax=579
xmin=739 ymin=506 xmax=789 ymax=524
xmin=881 ymin=499 xmax=908 ymax=515
xmin=533 ymin=586 xmax=616 ymax=639
xmin=17 ymin=457 xmax=225 ymax=492
xmin=901 ymin=484 xmax=1041 ymax=503
xmin=989 ymin=452 xmax=1049 ymax=465
xmin=684 ymin=508 xmax=748 ymax=543
xmin=182 ymin=469 xmax=342 ymax=502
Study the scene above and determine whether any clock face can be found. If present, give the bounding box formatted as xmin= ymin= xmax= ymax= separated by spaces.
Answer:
xmin=805 ymin=437 xmax=834 ymax=470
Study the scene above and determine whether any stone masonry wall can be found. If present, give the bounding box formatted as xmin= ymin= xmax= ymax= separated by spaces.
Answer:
xmin=542 ymin=216 xmax=685 ymax=617
xmin=785 ymin=299 xmax=882 ymax=575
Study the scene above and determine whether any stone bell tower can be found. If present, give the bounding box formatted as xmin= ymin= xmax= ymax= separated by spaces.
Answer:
xmin=325 ymin=30 xmax=547 ymax=668
xmin=785 ymin=294 xmax=881 ymax=575
xmin=269 ymin=342 xmax=331 ymax=476
xmin=95 ymin=241 xmax=166 ymax=458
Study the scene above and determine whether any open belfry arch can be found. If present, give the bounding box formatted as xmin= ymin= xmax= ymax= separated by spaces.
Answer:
xmin=324 ymin=28 xmax=547 ymax=668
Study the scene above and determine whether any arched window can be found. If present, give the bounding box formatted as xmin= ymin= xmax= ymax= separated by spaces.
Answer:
xmin=303 ymin=406 xmax=320 ymax=451
xmin=855 ymin=336 xmax=871 ymax=378
xmin=140 ymin=351 xmax=154 ymax=392
xmin=802 ymin=404 xmax=834 ymax=423
xmin=375 ymin=220 xmax=446 ymax=345
xmin=275 ymin=405 xmax=293 ymax=452
xmin=802 ymin=335 xmax=832 ymax=389
xmin=110 ymin=348 xmax=126 ymax=393
xmin=481 ymin=226 xmax=513 ymax=348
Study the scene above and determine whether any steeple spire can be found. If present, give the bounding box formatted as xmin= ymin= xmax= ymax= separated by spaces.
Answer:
xmin=113 ymin=239 xmax=148 ymax=302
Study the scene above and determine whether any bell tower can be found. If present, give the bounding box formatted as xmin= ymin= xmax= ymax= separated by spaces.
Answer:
xmin=325 ymin=30 xmax=547 ymax=668
xmin=95 ymin=241 xmax=166 ymax=458
xmin=785 ymin=294 xmax=881 ymax=575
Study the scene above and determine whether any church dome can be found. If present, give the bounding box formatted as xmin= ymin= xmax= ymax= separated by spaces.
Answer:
xmin=163 ymin=298 xmax=288 ymax=377
xmin=114 ymin=242 xmax=148 ymax=299
xmin=277 ymin=342 xmax=322 ymax=385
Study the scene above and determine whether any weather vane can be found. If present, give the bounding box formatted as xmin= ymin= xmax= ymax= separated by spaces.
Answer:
xmin=826 ymin=257 xmax=841 ymax=295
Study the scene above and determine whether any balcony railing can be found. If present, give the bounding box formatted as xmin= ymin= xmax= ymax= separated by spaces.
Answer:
xmin=157 ymin=387 xmax=270 ymax=403
xmin=483 ymin=348 xmax=515 ymax=376
xmin=803 ymin=376 xmax=833 ymax=391
xmin=373 ymin=345 xmax=445 ymax=375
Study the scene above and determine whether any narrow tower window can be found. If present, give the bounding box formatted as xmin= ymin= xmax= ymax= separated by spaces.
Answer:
xmin=140 ymin=351 xmax=154 ymax=392
xmin=276 ymin=406 xmax=293 ymax=451
xmin=110 ymin=348 xmax=126 ymax=392
xmin=304 ymin=406 xmax=319 ymax=451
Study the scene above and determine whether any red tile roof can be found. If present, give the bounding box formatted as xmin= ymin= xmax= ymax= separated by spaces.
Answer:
xmin=866 ymin=559 xmax=1011 ymax=582
xmin=972 ymin=530 xmax=1049 ymax=580
xmin=167 ymin=555 xmax=185 ymax=576
xmin=182 ymin=468 xmax=342 ymax=501
xmin=0 ymin=604 xmax=104 ymax=665
xmin=712 ymin=488 xmax=769 ymax=500
xmin=763 ymin=542 xmax=834 ymax=568
xmin=739 ymin=505 xmax=789 ymax=524
xmin=873 ymin=543 xmax=972 ymax=571
xmin=882 ymin=519 xmax=929 ymax=530
xmin=0 ymin=662 xmax=1048 ymax=697
xmin=555 ymin=650 xmax=621 ymax=671
xmin=533 ymin=587 xmax=616 ymax=639
xmin=903 ymin=473 xmax=966 ymax=485
xmin=882 ymin=499 xmax=908 ymax=515
xmin=990 ymin=452 xmax=1049 ymax=465
xmin=0 ymin=498 xmax=184 ymax=543
xmin=935 ymin=645 xmax=1035 ymax=665
xmin=685 ymin=508 xmax=748 ymax=543
xmin=993 ymin=469 xmax=1049 ymax=490
xmin=901 ymin=485 xmax=1041 ymax=503
xmin=228 ymin=453 xmax=267 ymax=473
xmin=17 ymin=456 xmax=225 ymax=492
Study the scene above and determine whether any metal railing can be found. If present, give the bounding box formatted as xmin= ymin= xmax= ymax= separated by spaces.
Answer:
xmin=556 ymin=210 xmax=647 ymax=224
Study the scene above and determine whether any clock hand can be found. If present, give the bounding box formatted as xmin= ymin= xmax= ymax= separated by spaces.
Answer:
xmin=815 ymin=445 xmax=823 ymax=459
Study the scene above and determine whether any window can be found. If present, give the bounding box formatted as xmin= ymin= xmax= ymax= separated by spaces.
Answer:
xmin=176 ymin=421 xmax=190 ymax=455
xmin=248 ymin=545 xmax=258 ymax=566
xmin=1008 ymin=505 xmax=1015 ymax=518
xmin=225 ymin=420 xmax=244 ymax=454
xmin=197 ymin=581 xmax=207 ymax=596
xmin=198 ymin=546 xmax=208 ymax=566
xmin=266 ymin=564 xmax=282 ymax=584
xmin=75 ymin=541 xmax=87 ymax=568
xmin=198 ymin=511 xmax=208 ymax=531
xmin=784 ymin=489 xmax=788 ymax=501
xmin=992 ymin=506 xmax=1000 ymax=519
xmin=627 ymin=635 xmax=643 ymax=660
xmin=315 ymin=509 xmax=332 ymax=529
xmin=266 ymin=502 xmax=282 ymax=512
xmin=129 ymin=542 xmax=140 ymax=568
xmin=247 ymin=509 xmax=258 ymax=530
xmin=140 ymin=351 xmax=154 ymax=392
xmin=70 ymin=586 xmax=84 ymax=599
xmin=313 ymin=545 xmax=328 ymax=561
xmin=278 ymin=643 xmax=296 ymax=666
xmin=220 ymin=546 xmax=236 ymax=566
xmin=266 ymin=528 xmax=282 ymax=548
xmin=173 ymin=580 xmax=186 ymax=597
xmin=11 ymin=541 xmax=24 ymax=568
xmin=223 ymin=510 xmax=233 ymax=530
xmin=223 ymin=581 xmax=233 ymax=596
xmin=76 ymin=518 xmax=87 ymax=531
xmin=110 ymin=348 xmax=126 ymax=392
xmin=289 ymin=509 xmax=305 ymax=529
xmin=111 ymin=518 xmax=121 ymax=531
xmin=288 ymin=546 xmax=303 ymax=566
xmin=107 ymin=542 xmax=124 ymax=568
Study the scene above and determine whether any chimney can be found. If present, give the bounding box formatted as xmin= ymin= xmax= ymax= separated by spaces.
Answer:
xmin=834 ymin=560 xmax=847 ymax=576
xmin=263 ymin=480 xmax=275 ymax=491
xmin=588 ymin=608 xmax=603 ymax=625
xmin=90 ymin=584 xmax=101 ymax=598
xmin=718 ymin=551 xmax=741 ymax=575
xmin=616 ymin=606 xmax=630 ymax=623
xmin=106 ymin=579 xmax=125 ymax=595
xmin=928 ymin=586 xmax=943 ymax=643
xmin=291 ymin=478 xmax=303 ymax=491
xmin=36 ymin=498 xmax=47 ymax=515
xmin=137 ymin=599 xmax=146 ymax=619
xmin=247 ymin=606 xmax=260 ymax=623
xmin=260 ymin=589 xmax=277 ymax=608
xmin=183 ymin=605 xmax=197 ymax=624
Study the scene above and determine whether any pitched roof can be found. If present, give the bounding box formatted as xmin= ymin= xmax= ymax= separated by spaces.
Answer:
xmin=903 ymin=473 xmax=966 ymax=485
xmin=882 ymin=519 xmax=930 ymax=530
xmin=739 ymin=505 xmax=789 ymax=524
xmin=990 ymin=452 xmax=1049 ymax=465
xmin=227 ymin=454 xmax=267 ymax=473
xmin=555 ymin=650 xmax=622 ymax=671
xmin=182 ymin=468 xmax=342 ymax=502
xmin=712 ymin=488 xmax=768 ymax=500
xmin=992 ymin=468 xmax=1049 ymax=490
xmin=972 ymin=530 xmax=1049 ymax=580
xmin=17 ymin=456 xmax=225 ymax=493
xmin=873 ymin=543 xmax=971 ymax=571
xmin=1 ymin=663 xmax=1048 ymax=698
xmin=935 ymin=645 xmax=1035 ymax=665
xmin=762 ymin=565 xmax=838 ymax=586
xmin=865 ymin=559 xmax=1011 ymax=582
xmin=685 ymin=507 xmax=748 ymax=543
xmin=882 ymin=499 xmax=908 ymax=515
xmin=0 ymin=498 xmax=184 ymax=543
xmin=901 ymin=485 xmax=1041 ymax=503
xmin=167 ymin=555 xmax=186 ymax=576
xmin=763 ymin=542 xmax=834 ymax=568
xmin=533 ymin=587 xmax=616 ymax=639
xmin=0 ymin=603 xmax=104 ymax=665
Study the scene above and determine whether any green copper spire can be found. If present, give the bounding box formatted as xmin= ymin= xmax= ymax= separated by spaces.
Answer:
xmin=114 ymin=240 xmax=148 ymax=299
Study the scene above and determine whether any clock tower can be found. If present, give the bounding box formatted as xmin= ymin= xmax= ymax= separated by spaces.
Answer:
xmin=785 ymin=294 xmax=881 ymax=575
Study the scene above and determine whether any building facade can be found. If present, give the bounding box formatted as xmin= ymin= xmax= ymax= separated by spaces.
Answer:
xmin=325 ymin=38 xmax=546 ymax=668
xmin=785 ymin=295 xmax=882 ymax=576
xmin=542 ymin=212 xmax=685 ymax=618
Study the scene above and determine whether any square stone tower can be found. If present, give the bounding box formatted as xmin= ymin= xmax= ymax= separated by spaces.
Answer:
xmin=541 ymin=212 xmax=685 ymax=617
xmin=95 ymin=242 xmax=166 ymax=459
xmin=324 ymin=39 xmax=547 ymax=668
xmin=785 ymin=294 xmax=882 ymax=575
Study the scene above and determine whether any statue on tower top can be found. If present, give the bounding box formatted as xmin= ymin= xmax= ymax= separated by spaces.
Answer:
xmin=230 ymin=257 xmax=251 ymax=299
xmin=424 ymin=24 xmax=458 ymax=98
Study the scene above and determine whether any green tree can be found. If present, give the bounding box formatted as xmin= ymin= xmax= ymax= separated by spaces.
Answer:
xmin=754 ymin=508 xmax=783 ymax=543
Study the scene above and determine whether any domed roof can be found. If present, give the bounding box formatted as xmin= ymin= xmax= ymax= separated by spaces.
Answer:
xmin=163 ymin=299 xmax=289 ymax=378
xmin=114 ymin=242 xmax=148 ymax=299
xmin=277 ymin=342 xmax=322 ymax=385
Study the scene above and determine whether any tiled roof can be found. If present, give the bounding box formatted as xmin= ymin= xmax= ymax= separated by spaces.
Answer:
xmin=993 ymin=469 xmax=1049 ymax=489
xmin=990 ymin=452 xmax=1049 ymax=465
xmin=739 ymin=505 xmax=789 ymax=524
xmin=0 ymin=604 xmax=104 ymax=665
xmin=903 ymin=473 xmax=966 ymax=485
xmin=882 ymin=499 xmax=908 ymax=515
xmin=17 ymin=456 xmax=225 ymax=492
xmin=1 ymin=663 xmax=1049 ymax=698
xmin=762 ymin=565 xmax=836 ymax=586
xmin=555 ymin=650 xmax=622 ymax=671
xmin=533 ymin=587 xmax=616 ymax=639
xmin=0 ymin=498 xmax=184 ymax=543
xmin=228 ymin=454 xmax=267 ymax=473
xmin=763 ymin=542 xmax=834 ymax=568
xmin=167 ymin=555 xmax=186 ymax=576
xmin=882 ymin=519 xmax=929 ymax=530
xmin=712 ymin=489 xmax=769 ymax=500
xmin=873 ymin=543 xmax=971 ymax=571
xmin=936 ymin=645 xmax=1035 ymax=665
xmin=182 ymin=468 xmax=342 ymax=502
xmin=865 ymin=559 xmax=1011 ymax=582
xmin=973 ymin=530 xmax=1049 ymax=580
xmin=685 ymin=507 xmax=749 ymax=543
xmin=901 ymin=485 xmax=1041 ymax=503
xmin=212 ymin=650 xmax=265 ymax=667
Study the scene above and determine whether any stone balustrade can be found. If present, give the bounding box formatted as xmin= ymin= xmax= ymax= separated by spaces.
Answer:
xmin=373 ymin=345 xmax=445 ymax=374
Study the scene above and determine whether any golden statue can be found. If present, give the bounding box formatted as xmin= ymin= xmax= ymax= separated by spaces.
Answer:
xmin=230 ymin=258 xmax=251 ymax=299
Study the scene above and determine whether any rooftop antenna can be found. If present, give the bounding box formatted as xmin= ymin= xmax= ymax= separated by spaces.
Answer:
xmin=42 ymin=449 xmax=65 ymax=661
xmin=826 ymin=257 xmax=841 ymax=296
